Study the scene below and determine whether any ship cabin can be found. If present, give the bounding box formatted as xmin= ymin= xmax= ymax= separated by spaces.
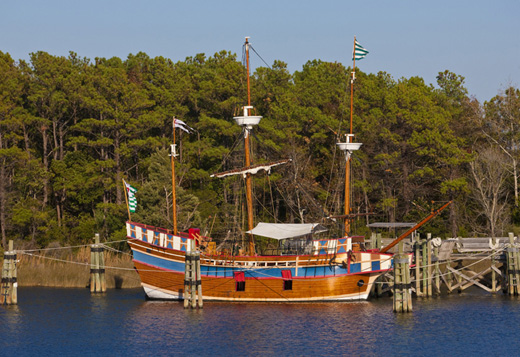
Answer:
xmin=247 ymin=222 xmax=351 ymax=256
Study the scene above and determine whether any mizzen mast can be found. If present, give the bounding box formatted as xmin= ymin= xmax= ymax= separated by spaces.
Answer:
xmin=171 ymin=118 xmax=179 ymax=235
xmin=234 ymin=37 xmax=262 ymax=255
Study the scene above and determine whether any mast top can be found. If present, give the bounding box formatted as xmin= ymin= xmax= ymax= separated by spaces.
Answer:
xmin=234 ymin=106 xmax=262 ymax=129
xmin=337 ymin=134 xmax=362 ymax=154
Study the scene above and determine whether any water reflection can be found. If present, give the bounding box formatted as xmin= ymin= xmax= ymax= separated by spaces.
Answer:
xmin=2 ymin=288 xmax=520 ymax=355
xmin=123 ymin=299 xmax=397 ymax=355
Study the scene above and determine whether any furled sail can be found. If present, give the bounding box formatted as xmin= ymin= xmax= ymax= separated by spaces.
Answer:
xmin=210 ymin=159 xmax=291 ymax=178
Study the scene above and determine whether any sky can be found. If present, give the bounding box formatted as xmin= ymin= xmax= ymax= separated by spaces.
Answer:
xmin=1 ymin=0 xmax=519 ymax=102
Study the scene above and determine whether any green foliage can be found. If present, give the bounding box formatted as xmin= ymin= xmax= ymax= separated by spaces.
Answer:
xmin=131 ymin=149 xmax=202 ymax=231
xmin=0 ymin=47 xmax=517 ymax=249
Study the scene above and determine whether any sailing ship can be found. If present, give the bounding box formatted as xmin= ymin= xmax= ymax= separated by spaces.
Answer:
xmin=126 ymin=37 xmax=395 ymax=301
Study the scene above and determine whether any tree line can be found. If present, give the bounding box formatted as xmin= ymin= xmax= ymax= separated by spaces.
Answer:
xmin=1 ymin=49 xmax=519 ymax=250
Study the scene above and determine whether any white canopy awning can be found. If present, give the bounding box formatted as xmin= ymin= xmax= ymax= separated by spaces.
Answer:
xmin=246 ymin=222 xmax=327 ymax=240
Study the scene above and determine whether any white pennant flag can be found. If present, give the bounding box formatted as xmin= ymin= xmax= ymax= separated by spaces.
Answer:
xmin=173 ymin=118 xmax=194 ymax=133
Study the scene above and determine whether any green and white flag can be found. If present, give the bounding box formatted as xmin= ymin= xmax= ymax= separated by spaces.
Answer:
xmin=124 ymin=180 xmax=138 ymax=213
xmin=353 ymin=40 xmax=369 ymax=61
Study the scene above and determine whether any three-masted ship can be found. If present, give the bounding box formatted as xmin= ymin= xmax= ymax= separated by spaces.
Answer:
xmin=126 ymin=37 xmax=394 ymax=301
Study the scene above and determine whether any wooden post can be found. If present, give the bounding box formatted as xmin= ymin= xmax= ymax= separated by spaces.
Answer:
xmin=196 ymin=251 xmax=203 ymax=308
xmin=184 ymin=239 xmax=202 ymax=309
xmin=183 ymin=252 xmax=191 ymax=309
xmin=10 ymin=239 xmax=17 ymax=304
xmin=491 ymin=255 xmax=496 ymax=293
xmin=515 ymin=234 xmax=520 ymax=295
xmin=415 ymin=235 xmax=421 ymax=297
xmin=516 ymin=236 xmax=520 ymax=295
xmin=94 ymin=235 xmax=101 ymax=292
xmin=506 ymin=233 xmax=519 ymax=295
xmin=190 ymin=252 xmax=196 ymax=309
xmin=1 ymin=240 xmax=17 ymax=305
xmin=190 ymin=240 xmax=197 ymax=308
xmin=393 ymin=246 xmax=402 ymax=312
xmin=446 ymin=260 xmax=453 ymax=293
xmin=404 ymin=245 xmax=413 ymax=312
xmin=455 ymin=261 xmax=462 ymax=294
xmin=99 ymin=242 xmax=106 ymax=293
xmin=90 ymin=242 xmax=95 ymax=293
xmin=434 ymin=244 xmax=441 ymax=295
xmin=376 ymin=233 xmax=382 ymax=297
xmin=90 ymin=234 xmax=105 ymax=293
xmin=491 ymin=237 xmax=497 ymax=293
xmin=1 ymin=253 xmax=7 ymax=304
xmin=393 ymin=241 xmax=412 ymax=312
xmin=421 ymin=235 xmax=428 ymax=296
xmin=6 ymin=241 xmax=12 ymax=305
xmin=427 ymin=233 xmax=433 ymax=297
xmin=184 ymin=228 xmax=203 ymax=309
xmin=183 ymin=237 xmax=203 ymax=309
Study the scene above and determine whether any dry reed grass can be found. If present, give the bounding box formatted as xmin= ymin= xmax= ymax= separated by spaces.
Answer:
xmin=14 ymin=246 xmax=141 ymax=288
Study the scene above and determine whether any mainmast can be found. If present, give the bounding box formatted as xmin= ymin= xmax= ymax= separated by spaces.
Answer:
xmin=234 ymin=37 xmax=262 ymax=255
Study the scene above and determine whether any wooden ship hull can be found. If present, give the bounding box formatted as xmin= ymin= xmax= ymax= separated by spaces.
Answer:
xmin=127 ymin=222 xmax=393 ymax=301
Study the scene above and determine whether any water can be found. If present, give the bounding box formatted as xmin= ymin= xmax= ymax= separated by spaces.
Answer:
xmin=1 ymin=287 xmax=520 ymax=356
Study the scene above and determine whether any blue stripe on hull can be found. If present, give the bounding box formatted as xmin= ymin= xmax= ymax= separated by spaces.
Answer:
xmin=132 ymin=249 xmax=379 ymax=279
xmin=133 ymin=250 xmax=186 ymax=273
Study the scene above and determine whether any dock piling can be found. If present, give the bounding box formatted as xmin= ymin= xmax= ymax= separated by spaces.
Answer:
xmin=491 ymin=237 xmax=497 ymax=293
xmin=184 ymin=239 xmax=203 ymax=309
xmin=375 ymin=233 xmax=382 ymax=297
xmin=393 ymin=241 xmax=412 ymax=312
xmin=183 ymin=253 xmax=191 ymax=308
xmin=90 ymin=233 xmax=106 ymax=293
xmin=506 ymin=233 xmax=519 ymax=295
xmin=414 ymin=234 xmax=421 ymax=297
xmin=433 ymin=241 xmax=441 ymax=295
xmin=1 ymin=240 xmax=17 ymax=305
xmin=427 ymin=233 xmax=433 ymax=297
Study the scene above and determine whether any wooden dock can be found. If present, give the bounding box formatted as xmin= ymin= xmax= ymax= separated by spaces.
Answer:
xmin=372 ymin=233 xmax=520 ymax=301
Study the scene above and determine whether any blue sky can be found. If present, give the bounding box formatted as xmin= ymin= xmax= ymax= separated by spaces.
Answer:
xmin=1 ymin=0 xmax=518 ymax=102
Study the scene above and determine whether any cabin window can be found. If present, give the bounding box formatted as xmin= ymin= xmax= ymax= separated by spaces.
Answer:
xmin=282 ymin=269 xmax=293 ymax=291
xmin=234 ymin=271 xmax=245 ymax=291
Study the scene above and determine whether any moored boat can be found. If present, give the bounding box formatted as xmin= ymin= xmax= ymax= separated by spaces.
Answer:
xmin=126 ymin=37 xmax=394 ymax=301
xmin=126 ymin=221 xmax=393 ymax=301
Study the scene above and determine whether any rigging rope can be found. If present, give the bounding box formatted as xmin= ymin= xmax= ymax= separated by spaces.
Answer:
xmin=249 ymin=45 xmax=272 ymax=69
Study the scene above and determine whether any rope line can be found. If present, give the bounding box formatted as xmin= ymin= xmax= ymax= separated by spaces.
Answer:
xmin=13 ymin=240 xmax=512 ymax=286
xmin=19 ymin=252 xmax=137 ymax=272
xmin=18 ymin=238 xmax=131 ymax=253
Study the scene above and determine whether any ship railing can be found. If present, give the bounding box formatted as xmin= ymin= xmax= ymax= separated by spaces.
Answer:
xmin=128 ymin=221 xmax=211 ymax=241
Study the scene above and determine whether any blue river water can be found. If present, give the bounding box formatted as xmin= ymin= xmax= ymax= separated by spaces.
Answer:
xmin=1 ymin=287 xmax=520 ymax=356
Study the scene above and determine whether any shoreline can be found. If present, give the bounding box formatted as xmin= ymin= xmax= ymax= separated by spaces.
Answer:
xmin=9 ymin=247 xmax=141 ymax=289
